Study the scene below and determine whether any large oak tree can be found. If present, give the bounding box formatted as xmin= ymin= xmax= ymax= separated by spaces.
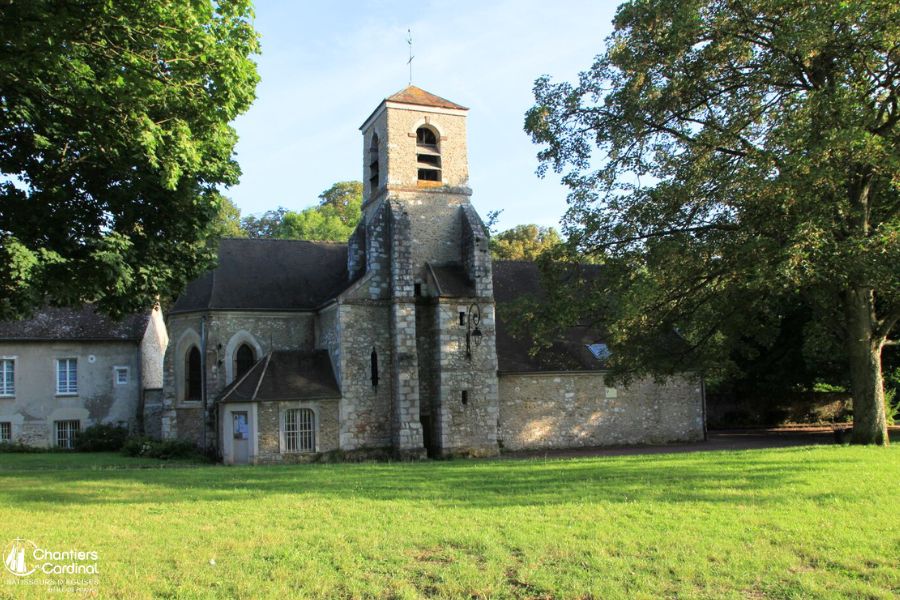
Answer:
xmin=0 ymin=0 xmax=259 ymax=319
xmin=525 ymin=0 xmax=899 ymax=444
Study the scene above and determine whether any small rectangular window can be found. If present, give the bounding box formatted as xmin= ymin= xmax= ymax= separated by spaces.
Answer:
xmin=414 ymin=283 xmax=422 ymax=297
xmin=0 ymin=358 xmax=14 ymax=396
xmin=0 ymin=422 xmax=10 ymax=443
xmin=459 ymin=312 xmax=466 ymax=326
xmin=114 ymin=367 xmax=129 ymax=385
xmin=418 ymin=168 xmax=441 ymax=182
xmin=55 ymin=420 xmax=80 ymax=449
xmin=461 ymin=390 xmax=469 ymax=405
xmin=56 ymin=358 xmax=77 ymax=395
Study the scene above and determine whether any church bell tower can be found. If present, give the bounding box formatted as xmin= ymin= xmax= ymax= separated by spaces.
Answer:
xmin=356 ymin=86 xmax=500 ymax=458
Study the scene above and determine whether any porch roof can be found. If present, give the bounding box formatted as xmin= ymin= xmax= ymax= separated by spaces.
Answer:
xmin=219 ymin=350 xmax=340 ymax=403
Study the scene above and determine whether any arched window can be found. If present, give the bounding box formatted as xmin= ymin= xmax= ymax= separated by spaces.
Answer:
xmin=368 ymin=133 xmax=380 ymax=190
xmin=235 ymin=343 xmax=255 ymax=380
xmin=186 ymin=346 xmax=202 ymax=401
xmin=370 ymin=347 xmax=379 ymax=387
xmin=416 ymin=126 xmax=441 ymax=183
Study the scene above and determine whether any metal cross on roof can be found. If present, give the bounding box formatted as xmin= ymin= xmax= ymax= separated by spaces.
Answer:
xmin=407 ymin=29 xmax=414 ymax=85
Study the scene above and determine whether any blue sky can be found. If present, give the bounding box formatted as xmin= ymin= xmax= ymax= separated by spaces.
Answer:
xmin=228 ymin=0 xmax=617 ymax=231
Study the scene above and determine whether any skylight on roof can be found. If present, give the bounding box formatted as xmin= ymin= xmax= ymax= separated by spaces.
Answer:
xmin=586 ymin=343 xmax=611 ymax=361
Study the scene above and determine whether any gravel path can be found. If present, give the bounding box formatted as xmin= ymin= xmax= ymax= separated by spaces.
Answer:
xmin=500 ymin=426 xmax=900 ymax=460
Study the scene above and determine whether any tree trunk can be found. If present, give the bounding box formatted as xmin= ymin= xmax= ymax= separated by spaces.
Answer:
xmin=844 ymin=287 xmax=889 ymax=445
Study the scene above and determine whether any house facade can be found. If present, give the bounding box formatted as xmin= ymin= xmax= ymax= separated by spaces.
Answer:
xmin=0 ymin=305 xmax=167 ymax=447
xmin=160 ymin=87 xmax=706 ymax=464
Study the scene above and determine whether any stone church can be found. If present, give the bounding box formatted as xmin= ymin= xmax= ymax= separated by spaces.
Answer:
xmin=158 ymin=86 xmax=705 ymax=464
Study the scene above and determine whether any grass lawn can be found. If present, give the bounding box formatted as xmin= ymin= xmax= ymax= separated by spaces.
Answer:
xmin=0 ymin=446 xmax=897 ymax=599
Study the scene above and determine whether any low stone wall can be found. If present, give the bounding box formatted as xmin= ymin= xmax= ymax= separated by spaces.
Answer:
xmin=498 ymin=372 xmax=705 ymax=451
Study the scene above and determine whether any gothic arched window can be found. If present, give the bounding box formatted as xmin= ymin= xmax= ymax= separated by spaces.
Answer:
xmin=416 ymin=126 xmax=441 ymax=183
xmin=186 ymin=346 xmax=202 ymax=401
xmin=235 ymin=343 xmax=255 ymax=380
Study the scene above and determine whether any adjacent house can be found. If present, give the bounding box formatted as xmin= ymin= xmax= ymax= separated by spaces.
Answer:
xmin=159 ymin=86 xmax=706 ymax=463
xmin=0 ymin=305 xmax=167 ymax=447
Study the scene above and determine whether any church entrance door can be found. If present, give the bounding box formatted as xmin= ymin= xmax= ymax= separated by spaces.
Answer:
xmin=232 ymin=411 xmax=250 ymax=464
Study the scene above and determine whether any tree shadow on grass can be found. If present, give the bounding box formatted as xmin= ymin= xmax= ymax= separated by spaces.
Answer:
xmin=1 ymin=446 xmax=890 ymax=510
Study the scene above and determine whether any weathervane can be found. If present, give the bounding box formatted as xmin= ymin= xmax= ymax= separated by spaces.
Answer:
xmin=407 ymin=29 xmax=414 ymax=85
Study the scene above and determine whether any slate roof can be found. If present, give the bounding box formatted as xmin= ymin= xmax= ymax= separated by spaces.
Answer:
xmin=427 ymin=263 xmax=475 ymax=297
xmin=0 ymin=306 xmax=149 ymax=342
xmin=170 ymin=238 xmax=350 ymax=314
xmin=170 ymin=239 xmax=612 ymax=374
xmin=219 ymin=350 xmax=341 ymax=403
xmin=386 ymin=86 xmax=468 ymax=110
xmin=492 ymin=261 xmax=609 ymax=372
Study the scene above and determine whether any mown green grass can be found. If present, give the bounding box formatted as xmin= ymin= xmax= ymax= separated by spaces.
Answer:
xmin=0 ymin=446 xmax=897 ymax=599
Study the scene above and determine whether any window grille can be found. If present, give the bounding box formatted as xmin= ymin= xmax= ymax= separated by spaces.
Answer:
xmin=284 ymin=408 xmax=315 ymax=452
xmin=55 ymin=420 xmax=80 ymax=449
xmin=0 ymin=422 xmax=10 ymax=443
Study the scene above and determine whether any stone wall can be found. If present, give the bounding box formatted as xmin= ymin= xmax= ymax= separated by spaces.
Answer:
xmin=460 ymin=204 xmax=493 ymax=298
xmin=383 ymin=101 xmax=469 ymax=190
xmin=387 ymin=202 xmax=425 ymax=456
xmin=255 ymin=399 xmax=340 ymax=463
xmin=391 ymin=191 xmax=469 ymax=275
xmin=162 ymin=310 xmax=317 ymax=445
xmin=498 ymin=372 xmax=704 ymax=451
xmin=336 ymin=303 xmax=393 ymax=451
xmin=141 ymin=388 xmax=164 ymax=439
xmin=433 ymin=300 xmax=500 ymax=456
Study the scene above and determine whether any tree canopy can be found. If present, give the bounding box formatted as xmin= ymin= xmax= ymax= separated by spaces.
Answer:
xmin=0 ymin=0 xmax=260 ymax=319
xmin=240 ymin=181 xmax=362 ymax=241
xmin=525 ymin=0 xmax=899 ymax=444
xmin=491 ymin=224 xmax=561 ymax=261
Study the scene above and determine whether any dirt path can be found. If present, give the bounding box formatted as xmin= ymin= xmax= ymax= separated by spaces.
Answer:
xmin=501 ymin=426 xmax=900 ymax=460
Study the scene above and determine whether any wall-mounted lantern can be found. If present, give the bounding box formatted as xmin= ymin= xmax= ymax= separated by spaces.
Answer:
xmin=466 ymin=303 xmax=483 ymax=359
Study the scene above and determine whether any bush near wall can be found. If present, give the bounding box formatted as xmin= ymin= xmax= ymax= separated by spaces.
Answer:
xmin=74 ymin=424 xmax=130 ymax=452
xmin=122 ymin=437 xmax=203 ymax=460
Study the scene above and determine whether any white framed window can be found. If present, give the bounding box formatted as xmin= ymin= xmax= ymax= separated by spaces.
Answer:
xmin=56 ymin=358 xmax=78 ymax=395
xmin=114 ymin=366 xmax=129 ymax=385
xmin=0 ymin=358 xmax=14 ymax=397
xmin=284 ymin=408 xmax=316 ymax=453
xmin=55 ymin=420 xmax=80 ymax=449
xmin=0 ymin=422 xmax=10 ymax=443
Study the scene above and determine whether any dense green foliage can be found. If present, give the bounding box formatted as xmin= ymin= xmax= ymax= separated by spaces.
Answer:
xmin=209 ymin=195 xmax=247 ymax=239
xmin=0 ymin=447 xmax=897 ymax=598
xmin=122 ymin=437 xmax=202 ymax=460
xmin=0 ymin=1 xmax=260 ymax=319
xmin=526 ymin=0 xmax=900 ymax=444
xmin=73 ymin=423 xmax=129 ymax=452
xmin=491 ymin=224 xmax=561 ymax=261
xmin=240 ymin=181 xmax=362 ymax=241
